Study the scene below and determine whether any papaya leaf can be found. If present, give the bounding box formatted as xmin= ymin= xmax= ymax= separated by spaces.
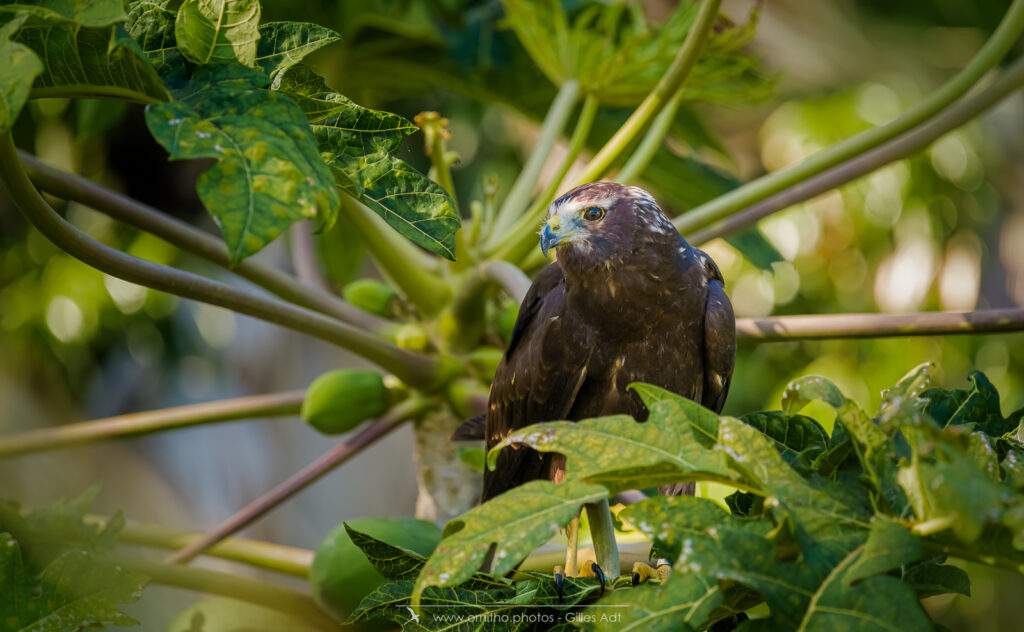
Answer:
xmin=621 ymin=494 xmax=772 ymax=562
xmin=412 ymin=480 xmax=607 ymax=603
xmin=126 ymin=0 xmax=186 ymax=79
xmin=0 ymin=0 xmax=127 ymax=27
xmin=845 ymin=516 xmax=924 ymax=584
xmin=11 ymin=20 xmax=170 ymax=103
xmin=508 ymin=571 xmax=600 ymax=608
xmin=343 ymin=522 xmax=438 ymax=582
xmin=738 ymin=410 xmax=829 ymax=471
xmin=0 ymin=539 xmax=148 ymax=632
xmin=921 ymin=371 xmax=1024 ymax=437
xmin=349 ymin=580 xmax=513 ymax=629
xmin=0 ymin=14 xmax=42 ymax=133
xmin=796 ymin=544 xmax=932 ymax=631
xmin=174 ymin=0 xmax=260 ymax=67
xmin=724 ymin=230 xmax=784 ymax=272
xmin=255 ymin=22 xmax=340 ymax=86
xmin=901 ymin=560 xmax=971 ymax=599
xmin=782 ymin=376 xmax=886 ymax=452
xmin=276 ymin=64 xmax=460 ymax=260
xmin=145 ymin=64 xmax=340 ymax=264
xmin=581 ymin=574 xmax=725 ymax=632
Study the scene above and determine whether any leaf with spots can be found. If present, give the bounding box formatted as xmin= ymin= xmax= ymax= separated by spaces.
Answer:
xmin=275 ymin=63 xmax=460 ymax=260
xmin=174 ymin=0 xmax=261 ymax=67
xmin=0 ymin=14 xmax=42 ymax=133
xmin=256 ymin=22 xmax=340 ymax=87
xmin=411 ymin=480 xmax=607 ymax=604
xmin=126 ymin=0 xmax=187 ymax=79
xmin=145 ymin=64 xmax=339 ymax=264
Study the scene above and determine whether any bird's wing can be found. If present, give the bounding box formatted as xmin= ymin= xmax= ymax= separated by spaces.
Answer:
xmin=696 ymin=249 xmax=736 ymax=414
xmin=483 ymin=263 xmax=591 ymax=501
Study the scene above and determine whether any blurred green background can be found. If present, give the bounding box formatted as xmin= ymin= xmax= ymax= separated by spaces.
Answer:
xmin=1 ymin=0 xmax=1023 ymax=628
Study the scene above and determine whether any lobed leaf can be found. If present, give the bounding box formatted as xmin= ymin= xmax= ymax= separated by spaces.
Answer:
xmin=0 ymin=0 xmax=127 ymax=27
xmin=145 ymin=64 xmax=340 ymax=264
xmin=581 ymin=574 xmax=725 ymax=632
xmin=0 ymin=14 xmax=42 ymax=133
xmin=126 ymin=0 xmax=186 ymax=79
xmin=256 ymin=21 xmax=340 ymax=87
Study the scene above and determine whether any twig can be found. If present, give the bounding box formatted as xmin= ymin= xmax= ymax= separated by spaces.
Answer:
xmin=0 ymin=134 xmax=440 ymax=387
xmin=575 ymin=0 xmax=722 ymax=184
xmin=688 ymin=54 xmax=1024 ymax=244
xmin=675 ymin=0 xmax=1024 ymax=236
xmin=20 ymin=152 xmax=396 ymax=336
xmin=0 ymin=391 xmax=305 ymax=458
xmin=736 ymin=308 xmax=1024 ymax=341
xmin=477 ymin=261 xmax=532 ymax=304
xmin=165 ymin=397 xmax=431 ymax=565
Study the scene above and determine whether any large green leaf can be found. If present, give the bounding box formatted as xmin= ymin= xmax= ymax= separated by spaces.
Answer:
xmin=256 ymin=21 xmax=340 ymax=86
xmin=174 ymin=0 xmax=261 ymax=67
xmin=276 ymin=64 xmax=460 ymax=260
xmin=581 ymin=574 xmax=725 ymax=632
xmin=738 ymin=410 xmax=829 ymax=472
xmin=344 ymin=522 xmax=430 ymax=581
xmin=412 ymin=480 xmax=607 ymax=603
xmin=844 ymin=516 xmax=924 ymax=584
xmin=126 ymin=0 xmax=185 ymax=79
xmin=921 ymin=371 xmax=1024 ymax=436
xmin=0 ymin=14 xmax=42 ymax=133
xmin=145 ymin=64 xmax=340 ymax=264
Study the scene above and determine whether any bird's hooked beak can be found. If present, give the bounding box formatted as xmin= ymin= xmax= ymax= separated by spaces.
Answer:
xmin=540 ymin=213 xmax=584 ymax=257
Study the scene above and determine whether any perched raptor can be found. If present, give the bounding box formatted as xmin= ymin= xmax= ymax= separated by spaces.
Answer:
xmin=476 ymin=182 xmax=736 ymax=586
xmin=484 ymin=181 xmax=736 ymax=500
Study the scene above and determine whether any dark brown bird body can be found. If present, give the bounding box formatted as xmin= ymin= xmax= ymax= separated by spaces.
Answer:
xmin=482 ymin=182 xmax=735 ymax=501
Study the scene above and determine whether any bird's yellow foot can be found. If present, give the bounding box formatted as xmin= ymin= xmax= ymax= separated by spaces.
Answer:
xmin=631 ymin=560 xmax=671 ymax=586
xmin=578 ymin=561 xmax=606 ymax=596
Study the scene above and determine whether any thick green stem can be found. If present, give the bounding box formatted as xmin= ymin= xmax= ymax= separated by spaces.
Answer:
xmin=448 ymin=261 xmax=532 ymax=350
xmin=616 ymin=88 xmax=685 ymax=185
xmin=574 ymin=0 xmax=721 ymax=185
xmin=110 ymin=556 xmax=336 ymax=628
xmin=0 ymin=391 xmax=304 ymax=458
xmin=675 ymin=0 xmax=1024 ymax=236
xmin=166 ymin=397 xmax=431 ymax=565
xmin=489 ymin=94 xmax=600 ymax=263
xmin=20 ymin=153 xmax=398 ymax=337
xmin=736 ymin=308 xmax=1024 ymax=342
xmin=0 ymin=135 xmax=438 ymax=387
xmin=688 ymin=54 xmax=1024 ymax=244
xmin=489 ymin=80 xmax=581 ymax=238
xmin=89 ymin=516 xmax=312 ymax=577
xmin=339 ymin=194 xmax=450 ymax=316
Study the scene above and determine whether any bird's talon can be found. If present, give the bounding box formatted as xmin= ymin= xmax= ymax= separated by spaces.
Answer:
xmin=631 ymin=571 xmax=641 ymax=587
xmin=553 ymin=565 xmax=565 ymax=602
xmin=591 ymin=562 xmax=605 ymax=596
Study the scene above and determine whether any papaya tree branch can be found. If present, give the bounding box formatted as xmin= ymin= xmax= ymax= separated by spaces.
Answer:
xmin=108 ymin=556 xmax=335 ymax=628
xmin=339 ymin=194 xmax=451 ymax=316
xmin=19 ymin=153 xmax=397 ymax=337
xmin=574 ymin=0 xmax=721 ymax=184
xmin=489 ymin=93 xmax=600 ymax=263
xmin=616 ymin=87 xmax=685 ymax=185
xmin=489 ymin=79 xmax=581 ymax=238
xmin=88 ymin=516 xmax=312 ymax=577
xmin=688 ymin=54 xmax=1024 ymax=244
xmin=0 ymin=391 xmax=305 ymax=459
xmin=448 ymin=261 xmax=532 ymax=350
xmin=165 ymin=397 xmax=432 ymax=565
xmin=0 ymin=134 xmax=439 ymax=387
xmin=675 ymin=0 xmax=1024 ymax=236
xmin=736 ymin=308 xmax=1024 ymax=342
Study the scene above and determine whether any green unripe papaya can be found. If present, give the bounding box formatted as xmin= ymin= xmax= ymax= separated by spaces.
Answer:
xmin=395 ymin=323 xmax=430 ymax=351
xmin=165 ymin=597 xmax=320 ymax=632
xmin=301 ymin=370 xmax=390 ymax=434
xmin=310 ymin=517 xmax=441 ymax=622
xmin=342 ymin=279 xmax=399 ymax=317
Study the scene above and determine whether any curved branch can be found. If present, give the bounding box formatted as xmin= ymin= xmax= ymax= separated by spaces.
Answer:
xmin=477 ymin=260 xmax=532 ymax=305
xmin=736 ymin=308 xmax=1024 ymax=342
xmin=675 ymin=0 xmax=1024 ymax=235
xmin=574 ymin=0 xmax=722 ymax=184
xmin=689 ymin=55 xmax=1024 ymax=244
xmin=0 ymin=391 xmax=305 ymax=458
xmin=0 ymin=134 xmax=439 ymax=387
xmin=165 ymin=397 xmax=431 ymax=565
xmin=20 ymin=153 xmax=398 ymax=336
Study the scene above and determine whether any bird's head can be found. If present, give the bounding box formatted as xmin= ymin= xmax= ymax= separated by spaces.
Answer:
xmin=540 ymin=182 xmax=677 ymax=262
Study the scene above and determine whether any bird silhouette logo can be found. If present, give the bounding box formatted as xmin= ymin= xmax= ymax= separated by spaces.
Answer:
xmin=404 ymin=606 xmax=420 ymax=624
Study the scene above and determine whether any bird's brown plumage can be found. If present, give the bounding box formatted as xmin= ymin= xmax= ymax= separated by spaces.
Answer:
xmin=482 ymin=182 xmax=736 ymax=501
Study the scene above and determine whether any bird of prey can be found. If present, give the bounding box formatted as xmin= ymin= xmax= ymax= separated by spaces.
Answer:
xmin=475 ymin=181 xmax=736 ymax=587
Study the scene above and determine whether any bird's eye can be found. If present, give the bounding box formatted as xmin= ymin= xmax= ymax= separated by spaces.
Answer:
xmin=582 ymin=207 xmax=605 ymax=222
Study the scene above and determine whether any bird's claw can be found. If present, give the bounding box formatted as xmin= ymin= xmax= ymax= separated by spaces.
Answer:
xmin=553 ymin=565 xmax=565 ymax=602
xmin=631 ymin=560 xmax=671 ymax=586
xmin=578 ymin=561 xmax=606 ymax=596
